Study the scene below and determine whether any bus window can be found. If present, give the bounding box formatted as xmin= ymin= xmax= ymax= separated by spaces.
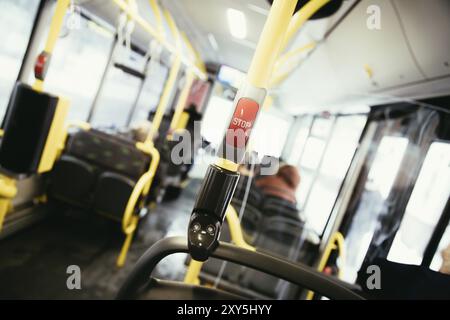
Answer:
xmin=249 ymin=111 xmax=292 ymax=158
xmin=0 ymin=0 xmax=40 ymax=120
xmin=284 ymin=115 xmax=314 ymax=165
xmin=300 ymin=115 xmax=367 ymax=235
xmin=388 ymin=142 xmax=450 ymax=265
xmin=129 ymin=63 xmax=168 ymax=127
xmin=201 ymin=94 xmax=234 ymax=148
xmin=44 ymin=14 xmax=114 ymax=122
xmin=91 ymin=50 xmax=145 ymax=128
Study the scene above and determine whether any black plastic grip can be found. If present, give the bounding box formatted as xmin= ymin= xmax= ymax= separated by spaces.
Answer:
xmin=188 ymin=164 xmax=239 ymax=261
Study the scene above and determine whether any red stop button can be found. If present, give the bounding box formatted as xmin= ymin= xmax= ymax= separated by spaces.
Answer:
xmin=226 ymin=98 xmax=260 ymax=148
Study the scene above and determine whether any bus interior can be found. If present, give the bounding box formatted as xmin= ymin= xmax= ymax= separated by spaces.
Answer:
xmin=0 ymin=0 xmax=449 ymax=301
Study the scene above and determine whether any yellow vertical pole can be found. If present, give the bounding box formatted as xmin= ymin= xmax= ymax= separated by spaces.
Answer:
xmin=163 ymin=9 xmax=181 ymax=50
xmin=183 ymin=260 xmax=202 ymax=285
xmin=33 ymin=0 xmax=70 ymax=92
xmin=149 ymin=0 xmax=164 ymax=36
xmin=168 ymin=71 xmax=194 ymax=133
xmin=144 ymin=56 xmax=181 ymax=146
xmin=0 ymin=177 xmax=17 ymax=232
xmin=143 ymin=5 xmax=183 ymax=146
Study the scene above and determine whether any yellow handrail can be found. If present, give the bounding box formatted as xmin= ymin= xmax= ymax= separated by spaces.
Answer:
xmin=184 ymin=205 xmax=255 ymax=284
xmin=266 ymin=0 xmax=330 ymax=89
xmin=246 ymin=0 xmax=298 ymax=88
xmin=168 ymin=70 xmax=194 ymax=134
xmin=117 ymin=142 xmax=160 ymax=267
xmin=33 ymin=0 xmax=71 ymax=92
xmin=162 ymin=9 xmax=181 ymax=51
xmin=144 ymin=56 xmax=181 ymax=146
xmin=306 ymin=231 xmax=346 ymax=300
xmin=112 ymin=0 xmax=206 ymax=80
xmin=279 ymin=0 xmax=330 ymax=54
xmin=181 ymin=32 xmax=206 ymax=74
xmin=148 ymin=0 xmax=164 ymax=36
xmin=273 ymin=41 xmax=316 ymax=75
xmin=225 ymin=205 xmax=255 ymax=251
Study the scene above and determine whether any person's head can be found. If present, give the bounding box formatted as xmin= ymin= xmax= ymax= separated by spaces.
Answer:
xmin=132 ymin=120 xmax=152 ymax=142
xmin=277 ymin=165 xmax=301 ymax=190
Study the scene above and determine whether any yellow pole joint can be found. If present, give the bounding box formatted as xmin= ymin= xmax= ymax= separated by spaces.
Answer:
xmin=279 ymin=0 xmax=330 ymax=53
xmin=274 ymin=41 xmax=316 ymax=74
xmin=247 ymin=0 xmax=298 ymax=88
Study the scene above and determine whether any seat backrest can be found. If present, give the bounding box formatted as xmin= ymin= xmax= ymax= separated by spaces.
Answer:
xmin=65 ymin=129 xmax=149 ymax=179
xmin=0 ymin=82 xmax=59 ymax=175
xmin=261 ymin=196 xmax=299 ymax=220
xmin=256 ymin=216 xmax=305 ymax=255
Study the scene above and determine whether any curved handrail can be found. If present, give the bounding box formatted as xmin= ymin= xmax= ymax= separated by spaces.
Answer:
xmin=117 ymin=143 xmax=160 ymax=267
xmin=117 ymin=236 xmax=364 ymax=300
xmin=306 ymin=231 xmax=346 ymax=300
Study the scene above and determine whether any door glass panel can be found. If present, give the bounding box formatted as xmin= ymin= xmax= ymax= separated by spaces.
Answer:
xmin=285 ymin=116 xmax=313 ymax=165
xmin=300 ymin=116 xmax=366 ymax=235
xmin=388 ymin=142 xmax=450 ymax=265
xmin=343 ymin=136 xmax=409 ymax=282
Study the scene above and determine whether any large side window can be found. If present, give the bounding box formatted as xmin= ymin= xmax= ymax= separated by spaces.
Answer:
xmin=0 ymin=0 xmax=40 ymax=120
xmin=44 ymin=14 xmax=114 ymax=122
xmin=250 ymin=111 xmax=292 ymax=158
xmin=297 ymin=115 xmax=367 ymax=235
xmin=91 ymin=49 xmax=145 ymax=128
xmin=129 ymin=63 xmax=168 ymax=127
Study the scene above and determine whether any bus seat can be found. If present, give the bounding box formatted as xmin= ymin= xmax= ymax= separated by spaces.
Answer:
xmin=49 ymin=155 xmax=96 ymax=207
xmin=48 ymin=129 xmax=151 ymax=221
xmin=261 ymin=196 xmax=300 ymax=221
xmin=65 ymin=129 xmax=148 ymax=180
xmin=240 ymin=216 xmax=306 ymax=298
xmin=93 ymin=172 xmax=136 ymax=222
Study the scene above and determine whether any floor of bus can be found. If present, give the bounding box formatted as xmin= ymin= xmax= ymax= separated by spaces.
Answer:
xmin=0 ymin=180 xmax=202 ymax=299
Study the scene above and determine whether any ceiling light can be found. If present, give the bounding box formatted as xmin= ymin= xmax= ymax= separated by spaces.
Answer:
xmin=226 ymin=8 xmax=247 ymax=39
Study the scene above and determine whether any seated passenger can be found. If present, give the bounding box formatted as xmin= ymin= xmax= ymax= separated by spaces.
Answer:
xmin=131 ymin=120 xmax=152 ymax=142
xmin=255 ymin=164 xmax=300 ymax=205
